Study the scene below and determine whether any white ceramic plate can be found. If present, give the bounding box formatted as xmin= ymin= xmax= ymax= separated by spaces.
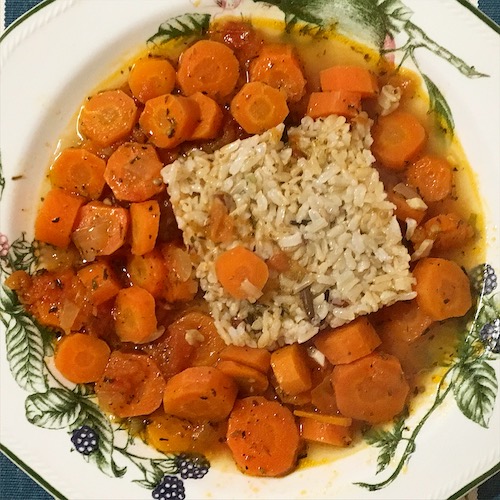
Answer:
xmin=1 ymin=1 xmax=499 ymax=499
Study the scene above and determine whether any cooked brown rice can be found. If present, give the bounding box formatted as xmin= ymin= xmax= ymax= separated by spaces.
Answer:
xmin=162 ymin=113 xmax=415 ymax=348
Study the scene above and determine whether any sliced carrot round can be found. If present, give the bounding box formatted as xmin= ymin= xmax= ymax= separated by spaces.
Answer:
xmin=163 ymin=366 xmax=238 ymax=422
xmin=371 ymin=111 xmax=426 ymax=170
xmin=177 ymin=40 xmax=240 ymax=98
xmin=139 ymin=94 xmax=200 ymax=149
xmin=104 ymin=142 xmax=164 ymax=202
xmin=71 ymin=201 xmax=129 ymax=261
xmin=230 ymin=81 xmax=289 ymax=135
xmin=226 ymin=396 xmax=300 ymax=477
xmin=188 ymin=92 xmax=224 ymax=140
xmin=113 ymin=286 xmax=159 ymax=344
xmin=249 ymin=44 xmax=306 ymax=102
xmin=331 ymin=352 xmax=410 ymax=424
xmin=55 ymin=333 xmax=110 ymax=384
xmin=128 ymin=57 xmax=176 ymax=103
xmin=406 ymin=155 xmax=453 ymax=202
xmin=412 ymin=257 xmax=472 ymax=320
xmin=49 ymin=148 xmax=106 ymax=199
xmin=95 ymin=351 xmax=166 ymax=418
xmin=34 ymin=188 xmax=85 ymax=248
xmin=79 ymin=89 xmax=137 ymax=147
xmin=215 ymin=245 xmax=269 ymax=300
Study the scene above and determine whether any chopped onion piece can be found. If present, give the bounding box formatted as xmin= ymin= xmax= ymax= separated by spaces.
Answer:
xmin=393 ymin=183 xmax=419 ymax=199
xmin=59 ymin=299 xmax=80 ymax=333
xmin=405 ymin=218 xmax=418 ymax=240
xmin=170 ymin=247 xmax=193 ymax=282
xmin=185 ymin=329 xmax=205 ymax=346
xmin=307 ymin=345 xmax=326 ymax=367
xmin=240 ymin=278 xmax=263 ymax=303
xmin=411 ymin=239 xmax=434 ymax=261
xmin=406 ymin=198 xmax=428 ymax=210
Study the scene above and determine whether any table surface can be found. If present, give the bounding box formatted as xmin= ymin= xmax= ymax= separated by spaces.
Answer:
xmin=1 ymin=1 xmax=499 ymax=499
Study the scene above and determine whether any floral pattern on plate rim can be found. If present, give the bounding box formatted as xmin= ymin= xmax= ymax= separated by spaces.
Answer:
xmin=0 ymin=0 xmax=499 ymax=498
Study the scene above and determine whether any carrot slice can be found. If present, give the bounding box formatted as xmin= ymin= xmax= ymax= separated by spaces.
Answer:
xmin=49 ymin=148 xmax=106 ymax=199
xmin=386 ymin=188 xmax=427 ymax=225
xmin=168 ymin=311 xmax=225 ymax=368
xmin=177 ymin=40 xmax=240 ymax=98
xmin=230 ymin=81 xmax=289 ymax=135
xmin=313 ymin=317 xmax=382 ymax=365
xmin=79 ymin=89 xmax=137 ymax=147
xmin=406 ymin=155 xmax=453 ymax=203
xmin=306 ymin=91 xmax=362 ymax=119
xmin=114 ymin=286 xmax=159 ymax=344
xmin=77 ymin=260 xmax=122 ymax=306
xmin=372 ymin=111 xmax=426 ymax=170
xmin=215 ymin=245 xmax=269 ymax=301
xmin=217 ymin=360 xmax=269 ymax=397
xmin=219 ymin=345 xmax=271 ymax=374
xmin=71 ymin=201 xmax=129 ymax=261
xmin=249 ymin=44 xmax=306 ymax=102
xmin=412 ymin=257 xmax=472 ymax=321
xmin=104 ymin=142 xmax=164 ymax=202
xmin=146 ymin=411 xmax=226 ymax=455
xmin=226 ymin=396 xmax=300 ymax=477
xmin=271 ymin=343 xmax=312 ymax=396
xmin=55 ymin=333 xmax=110 ymax=384
xmin=163 ymin=366 xmax=238 ymax=422
xmin=374 ymin=299 xmax=434 ymax=343
xmin=130 ymin=200 xmax=160 ymax=255
xmin=293 ymin=410 xmax=352 ymax=427
xmin=411 ymin=213 xmax=474 ymax=251
xmin=188 ymin=92 xmax=224 ymax=141
xmin=331 ymin=352 xmax=410 ymax=424
xmin=95 ymin=351 xmax=166 ymax=418
xmin=207 ymin=196 xmax=235 ymax=243
xmin=299 ymin=417 xmax=353 ymax=447
xmin=127 ymin=248 xmax=167 ymax=297
xmin=160 ymin=243 xmax=199 ymax=303
xmin=139 ymin=94 xmax=200 ymax=149
xmin=145 ymin=324 xmax=196 ymax=380
xmin=310 ymin=376 xmax=339 ymax=414
xmin=128 ymin=57 xmax=176 ymax=103
xmin=35 ymin=188 xmax=85 ymax=248
xmin=319 ymin=65 xmax=378 ymax=97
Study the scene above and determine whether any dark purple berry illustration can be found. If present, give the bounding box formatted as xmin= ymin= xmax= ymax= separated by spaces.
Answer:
xmin=470 ymin=263 xmax=497 ymax=295
xmin=152 ymin=475 xmax=185 ymax=500
xmin=71 ymin=425 xmax=99 ymax=455
xmin=175 ymin=453 xmax=210 ymax=479
xmin=479 ymin=319 xmax=500 ymax=354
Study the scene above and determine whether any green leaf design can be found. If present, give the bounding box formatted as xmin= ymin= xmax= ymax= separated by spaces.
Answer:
xmin=377 ymin=0 xmax=412 ymax=33
xmin=0 ymin=232 xmax=37 ymax=277
xmin=255 ymin=0 xmax=389 ymax=47
xmin=147 ymin=13 xmax=211 ymax=45
xmin=75 ymin=397 xmax=127 ymax=478
xmin=120 ymin=451 xmax=178 ymax=490
xmin=421 ymin=74 xmax=454 ymax=133
xmin=453 ymin=358 xmax=498 ymax=427
xmin=284 ymin=12 xmax=324 ymax=37
xmin=1 ymin=286 xmax=48 ymax=393
xmin=364 ymin=417 xmax=406 ymax=473
xmin=25 ymin=388 xmax=82 ymax=429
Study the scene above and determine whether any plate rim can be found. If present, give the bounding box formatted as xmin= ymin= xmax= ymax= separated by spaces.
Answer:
xmin=0 ymin=1 xmax=499 ymax=499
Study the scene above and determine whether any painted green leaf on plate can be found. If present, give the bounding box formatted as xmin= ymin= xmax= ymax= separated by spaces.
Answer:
xmin=25 ymin=388 xmax=83 ymax=430
xmin=453 ymin=357 xmax=497 ymax=427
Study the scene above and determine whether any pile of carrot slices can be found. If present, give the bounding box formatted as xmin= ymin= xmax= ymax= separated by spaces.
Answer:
xmin=4 ymin=19 xmax=479 ymax=479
